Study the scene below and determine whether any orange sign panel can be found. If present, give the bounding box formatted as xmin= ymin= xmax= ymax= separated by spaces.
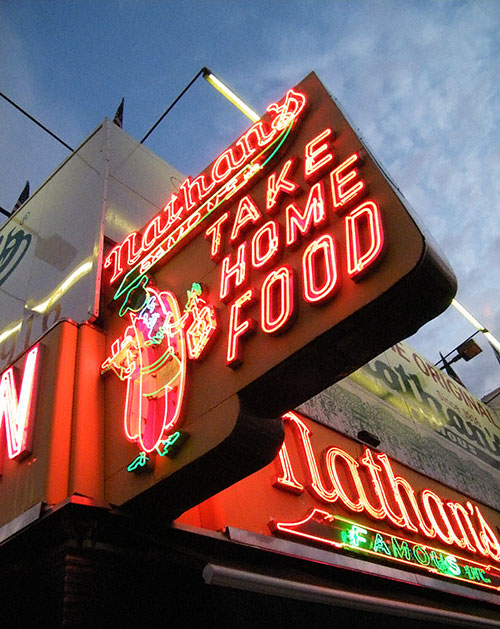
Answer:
xmin=100 ymin=73 xmax=456 ymax=518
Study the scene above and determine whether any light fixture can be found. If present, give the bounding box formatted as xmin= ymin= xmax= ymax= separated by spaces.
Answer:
xmin=202 ymin=69 xmax=260 ymax=123
xmin=455 ymin=337 xmax=482 ymax=362
xmin=356 ymin=430 xmax=380 ymax=449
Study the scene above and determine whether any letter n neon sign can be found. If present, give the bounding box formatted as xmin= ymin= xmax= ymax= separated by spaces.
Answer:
xmin=0 ymin=345 xmax=40 ymax=465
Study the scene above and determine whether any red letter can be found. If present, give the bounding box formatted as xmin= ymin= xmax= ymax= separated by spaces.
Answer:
xmin=251 ymin=220 xmax=281 ymax=270
xmin=345 ymin=201 xmax=385 ymax=280
xmin=302 ymin=234 xmax=340 ymax=304
xmin=261 ymin=266 xmax=296 ymax=335
xmin=0 ymin=345 xmax=39 ymax=462
xmin=304 ymin=128 xmax=334 ymax=181
xmin=104 ymin=232 xmax=142 ymax=284
xmin=330 ymin=153 xmax=365 ymax=210
xmin=286 ymin=182 xmax=327 ymax=248
xmin=230 ymin=195 xmax=262 ymax=244
xmin=205 ymin=211 xmax=231 ymax=261
xmin=266 ymin=158 xmax=300 ymax=214
xmin=219 ymin=242 xmax=248 ymax=303
xmin=282 ymin=412 xmax=338 ymax=503
xmin=226 ymin=289 xmax=256 ymax=368
xmin=179 ymin=174 xmax=215 ymax=213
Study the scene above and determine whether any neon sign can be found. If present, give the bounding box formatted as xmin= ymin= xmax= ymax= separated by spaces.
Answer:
xmin=270 ymin=509 xmax=500 ymax=592
xmin=102 ymin=282 xmax=218 ymax=468
xmin=106 ymin=80 xmax=390 ymax=380
xmin=270 ymin=412 xmax=500 ymax=582
xmin=0 ymin=345 xmax=39 ymax=464
xmin=102 ymin=285 xmax=188 ymax=456
xmin=100 ymin=73 xmax=457 ymax=517
xmin=104 ymin=88 xmax=308 ymax=289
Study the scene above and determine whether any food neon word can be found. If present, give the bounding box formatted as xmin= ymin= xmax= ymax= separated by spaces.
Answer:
xmin=270 ymin=509 xmax=500 ymax=592
xmin=0 ymin=345 xmax=39 ymax=464
xmin=104 ymin=89 xmax=307 ymax=288
xmin=271 ymin=412 xmax=500 ymax=568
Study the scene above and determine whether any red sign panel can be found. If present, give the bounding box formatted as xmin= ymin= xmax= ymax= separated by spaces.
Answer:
xmin=101 ymin=73 xmax=456 ymax=518
xmin=179 ymin=412 xmax=500 ymax=597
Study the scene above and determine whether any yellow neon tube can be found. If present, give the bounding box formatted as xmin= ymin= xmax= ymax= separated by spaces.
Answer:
xmin=451 ymin=298 xmax=500 ymax=353
xmin=203 ymin=70 xmax=260 ymax=123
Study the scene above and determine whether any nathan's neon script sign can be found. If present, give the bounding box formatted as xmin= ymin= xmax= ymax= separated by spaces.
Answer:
xmin=0 ymin=345 xmax=39 ymax=463
xmin=270 ymin=509 xmax=500 ymax=592
xmin=271 ymin=412 xmax=500 ymax=571
xmin=104 ymin=89 xmax=307 ymax=289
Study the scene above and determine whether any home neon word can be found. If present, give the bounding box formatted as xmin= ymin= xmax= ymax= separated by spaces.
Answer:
xmin=0 ymin=345 xmax=39 ymax=464
xmin=206 ymin=137 xmax=385 ymax=368
xmin=272 ymin=412 xmax=500 ymax=568
xmin=270 ymin=509 xmax=500 ymax=592
xmin=104 ymin=88 xmax=307 ymax=288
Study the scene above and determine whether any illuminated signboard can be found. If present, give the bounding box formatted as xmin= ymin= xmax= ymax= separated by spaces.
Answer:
xmin=179 ymin=411 xmax=500 ymax=597
xmin=0 ymin=345 xmax=40 ymax=468
xmin=270 ymin=412 xmax=500 ymax=595
xmin=101 ymin=73 xmax=456 ymax=517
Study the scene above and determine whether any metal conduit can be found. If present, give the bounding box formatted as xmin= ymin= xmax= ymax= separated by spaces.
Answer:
xmin=203 ymin=564 xmax=500 ymax=628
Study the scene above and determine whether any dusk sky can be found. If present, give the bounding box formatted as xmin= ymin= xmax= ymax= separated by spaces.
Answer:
xmin=1 ymin=0 xmax=500 ymax=397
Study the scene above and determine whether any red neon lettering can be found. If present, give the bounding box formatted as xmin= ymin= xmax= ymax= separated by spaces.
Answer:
xmin=473 ymin=504 xmax=500 ymax=561
xmin=205 ymin=211 xmax=231 ymax=261
xmin=267 ymin=88 xmax=307 ymax=131
xmin=261 ymin=266 xmax=296 ymax=335
xmin=179 ymin=175 xmax=215 ymax=213
xmin=266 ymin=158 xmax=300 ymax=214
xmin=274 ymin=413 xmax=500 ymax=563
xmin=272 ymin=441 xmax=305 ymax=494
xmin=105 ymin=88 xmax=308 ymax=285
xmin=0 ymin=345 xmax=39 ymax=461
xmin=376 ymin=452 xmax=434 ymax=536
xmin=360 ymin=448 xmax=423 ymax=532
xmin=162 ymin=194 xmax=183 ymax=229
xmin=226 ymin=288 xmax=256 ymax=368
xmin=105 ymin=232 xmax=142 ymax=283
xmin=251 ymin=220 xmax=281 ymax=270
xmin=421 ymin=489 xmax=466 ymax=547
xmin=281 ymin=412 xmax=338 ymax=503
xmin=324 ymin=447 xmax=376 ymax=514
xmin=229 ymin=195 xmax=262 ymax=244
xmin=212 ymin=146 xmax=247 ymax=183
xmin=219 ymin=242 xmax=248 ymax=303
xmin=304 ymin=128 xmax=334 ymax=181
xmin=302 ymin=234 xmax=340 ymax=304
xmin=330 ymin=152 xmax=365 ymax=210
xmin=345 ymin=201 xmax=384 ymax=280
xmin=142 ymin=215 xmax=162 ymax=251
xmin=286 ymin=182 xmax=327 ymax=248
xmin=446 ymin=501 xmax=484 ymax=553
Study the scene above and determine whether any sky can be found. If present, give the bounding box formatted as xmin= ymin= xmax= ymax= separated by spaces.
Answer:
xmin=1 ymin=0 xmax=500 ymax=397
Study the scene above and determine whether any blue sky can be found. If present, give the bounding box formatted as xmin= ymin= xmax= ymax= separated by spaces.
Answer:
xmin=2 ymin=0 xmax=500 ymax=396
